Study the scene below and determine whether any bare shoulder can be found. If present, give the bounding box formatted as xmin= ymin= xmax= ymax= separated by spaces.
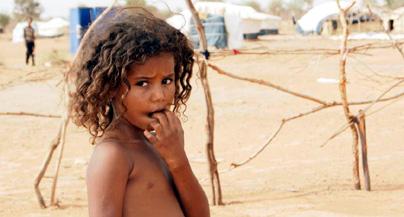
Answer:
xmin=86 ymin=141 xmax=134 ymax=216
xmin=87 ymin=141 xmax=133 ymax=179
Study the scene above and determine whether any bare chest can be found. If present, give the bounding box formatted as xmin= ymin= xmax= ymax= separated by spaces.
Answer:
xmin=122 ymin=145 xmax=184 ymax=217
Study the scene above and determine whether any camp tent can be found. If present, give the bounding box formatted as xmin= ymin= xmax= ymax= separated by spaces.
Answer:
xmin=40 ymin=17 xmax=69 ymax=37
xmin=166 ymin=2 xmax=281 ymax=49
xmin=296 ymin=0 xmax=366 ymax=35
xmin=12 ymin=17 xmax=69 ymax=43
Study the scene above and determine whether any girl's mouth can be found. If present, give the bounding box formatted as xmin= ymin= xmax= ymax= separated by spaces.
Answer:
xmin=147 ymin=109 xmax=166 ymax=118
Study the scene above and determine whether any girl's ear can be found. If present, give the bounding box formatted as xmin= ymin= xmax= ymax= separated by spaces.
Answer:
xmin=109 ymin=92 xmax=118 ymax=106
xmin=111 ymin=89 xmax=119 ymax=99
xmin=110 ymin=91 xmax=125 ymax=119
xmin=111 ymin=82 xmax=127 ymax=100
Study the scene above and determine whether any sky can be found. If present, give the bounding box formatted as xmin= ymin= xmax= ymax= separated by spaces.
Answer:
xmin=0 ymin=0 xmax=387 ymax=18
xmin=0 ymin=0 xmax=275 ymax=18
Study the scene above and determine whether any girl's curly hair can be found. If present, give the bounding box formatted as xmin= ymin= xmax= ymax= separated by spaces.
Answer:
xmin=69 ymin=7 xmax=194 ymax=141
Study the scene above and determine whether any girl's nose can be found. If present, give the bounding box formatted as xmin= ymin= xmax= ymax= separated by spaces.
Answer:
xmin=150 ymin=86 xmax=165 ymax=102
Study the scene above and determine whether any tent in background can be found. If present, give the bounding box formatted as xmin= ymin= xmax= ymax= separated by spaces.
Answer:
xmin=166 ymin=2 xmax=281 ymax=49
xmin=189 ymin=14 xmax=228 ymax=49
xmin=12 ymin=17 xmax=69 ymax=43
xmin=296 ymin=0 xmax=367 ymax=35
xmin=38 ymin=17 xmax=69 ymax=37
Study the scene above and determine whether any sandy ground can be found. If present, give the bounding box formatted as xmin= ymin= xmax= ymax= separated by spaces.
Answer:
xmin=0 ymin=30 xmax=403 ymax=217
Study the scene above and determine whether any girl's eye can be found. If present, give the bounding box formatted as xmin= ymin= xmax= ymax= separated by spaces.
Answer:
xmin=135 ymin=81 xmax=148 ymax=87
xmin=162 ymin=78 xmax=173 ymax=85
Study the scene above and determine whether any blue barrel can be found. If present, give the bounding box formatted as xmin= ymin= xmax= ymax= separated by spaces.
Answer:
xmin=90 ymin=7 xmax=107 ymax=21
xmin=70 ymin=7 xmax=107 ymax=54
xmin=69 ymin=7 xmax=92 ymax=54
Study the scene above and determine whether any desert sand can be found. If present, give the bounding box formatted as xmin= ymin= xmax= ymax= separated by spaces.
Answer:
xmin=0 ymin=27 xmax=403 ymax=217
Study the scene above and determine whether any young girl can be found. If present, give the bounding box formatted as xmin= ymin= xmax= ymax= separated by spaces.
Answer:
xmin=70 ymin=7 xmax=210 ymax=217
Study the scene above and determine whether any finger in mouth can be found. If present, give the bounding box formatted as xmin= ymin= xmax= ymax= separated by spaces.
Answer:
xmin=147 ymin=109 xmax=166 ymax=118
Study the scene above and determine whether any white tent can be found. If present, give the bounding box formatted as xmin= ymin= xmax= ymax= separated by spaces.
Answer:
xmin=12 ymin=17 xmax=69 ymax=43
xmin=41 ymin=17 xmax=69 ymax=36
xmin=297 ymin=0 xmax=364 ymax=35
xmin=166 ymin=2 xmax=281 ymax=49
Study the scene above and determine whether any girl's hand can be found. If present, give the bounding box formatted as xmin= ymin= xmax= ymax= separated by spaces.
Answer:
xmin=144 ymin=110 xmax=187 ymax=170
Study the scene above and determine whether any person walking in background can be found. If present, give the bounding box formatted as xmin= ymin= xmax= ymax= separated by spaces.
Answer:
xmin=24 ymin=17 xmax=35 ymax=66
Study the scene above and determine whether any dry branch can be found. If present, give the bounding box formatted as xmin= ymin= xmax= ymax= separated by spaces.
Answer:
xmin=34 ymin=119 xmax=64 ymax=208
xmin=231 ymin=121 xmax=285 ymax=168
xmin=208 ymin=63 xmax=328 ymax=105
xmin=208 ymin=41 xmax=404 ymax=60
xmin=34 ymin=75 xmax=71 ymax=208
xmin=367 ymin=96 xmax=403 ymax=116
xmin=208 ymin=41 xmax=404 ymax=58
xmin=321 ymin=78 xmax=404 ymax=147
xmin=238 ymin=48 xmax=339 ymax=56
xmin=350 ymin=56 xmax=404 ymax=80
xmin=50 ymin=83 xmax=71 ymax=206
xmin=208 ymin=63 xmax=404 ymax=109
xmin=49 ymin=117 xmax=69 ymax=206
xmin=283 ymin=104 xmax=337 ymax=122
xmin=320 ymin=124 xmax=351 ymax=148
xmin=348 ymin=41 xmax=404 ymax=54
xmin=0 ymin=112 xmax=61 ymax=118
xmin=360 ymin=79 xmax=404 ymax=113
xmin=382 ymin=31 xmax=404 ymax=59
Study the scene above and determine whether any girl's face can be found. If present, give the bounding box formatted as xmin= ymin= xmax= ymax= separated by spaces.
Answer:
xmin=115 ymin=52 xmax=176 ymax=130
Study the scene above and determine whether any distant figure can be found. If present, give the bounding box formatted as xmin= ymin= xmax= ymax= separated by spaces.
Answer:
xmin=23 ymin=17 xmax=35 ymax=66
xmin=69 ymin=7 xmax=210 ymax=217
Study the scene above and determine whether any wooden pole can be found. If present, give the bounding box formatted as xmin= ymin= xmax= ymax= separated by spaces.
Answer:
xmin=200 ymin=60 xmax=223 ymax=205
xmin=184 ymin=0 xmax=223 ymax=205
xmin=357 ymin=110 xmax=371 ymax=191
xmin=336 ymin=0 xmax=361 ymax=190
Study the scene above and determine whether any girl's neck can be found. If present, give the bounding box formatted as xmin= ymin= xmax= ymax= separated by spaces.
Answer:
xmin=108 ymin=117 xmax=146 ymax=143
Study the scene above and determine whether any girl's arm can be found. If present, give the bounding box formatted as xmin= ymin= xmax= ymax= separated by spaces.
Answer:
xmin=144 ymin=111 xmax=210 ymax=217
xmin=170 ymin=155 xmax=210 ymax=217
xmin=87 ymin=142 xmax=130 ymax=217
